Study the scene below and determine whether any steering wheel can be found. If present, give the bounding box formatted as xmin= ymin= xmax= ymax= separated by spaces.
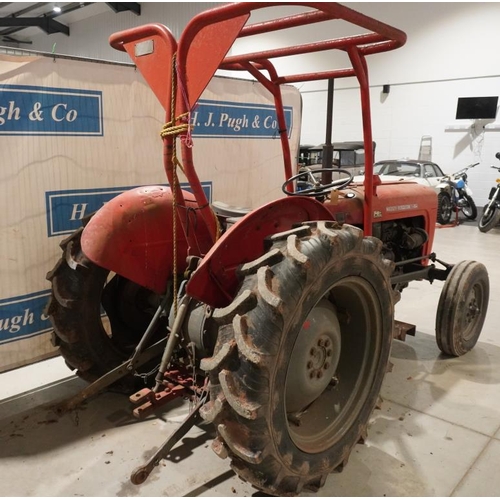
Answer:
xmin=282 ymin=168 xmax=354 ymax=197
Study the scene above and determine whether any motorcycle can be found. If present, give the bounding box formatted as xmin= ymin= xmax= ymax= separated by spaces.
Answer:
xmin=478 ymin=152 xmax=500 ymax=233
xmin=436 ymin=162 xmax=479 ymax=224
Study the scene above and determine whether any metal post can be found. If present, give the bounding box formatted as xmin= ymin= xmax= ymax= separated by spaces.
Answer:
xmin=322 ymin=78 xmax=334 ymax=185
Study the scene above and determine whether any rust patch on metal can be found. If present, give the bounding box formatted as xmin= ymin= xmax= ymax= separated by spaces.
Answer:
xmin=393 ymin=319 xmax=416 ymax=341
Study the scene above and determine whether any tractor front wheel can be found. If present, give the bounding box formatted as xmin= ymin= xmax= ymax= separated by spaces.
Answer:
xmin=200 ymin=223 xmax=394 ymax=496
xmin=436 ymin=260 xmax=489 ymax=356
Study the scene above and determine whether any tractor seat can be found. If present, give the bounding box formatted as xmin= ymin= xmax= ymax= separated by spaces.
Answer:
xmin=211 ymin=201 xmax=251 ymax=218
xmin=211 ymin=201 xmax=252 ymax=230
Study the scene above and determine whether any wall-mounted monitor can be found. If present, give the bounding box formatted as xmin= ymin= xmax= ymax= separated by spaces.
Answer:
xmin=456 ymin=96 xmax=498 ymax=120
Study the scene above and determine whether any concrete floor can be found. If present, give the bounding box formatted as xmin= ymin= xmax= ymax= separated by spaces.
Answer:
xmin=1 ymin=221 xmax=500 ymax=497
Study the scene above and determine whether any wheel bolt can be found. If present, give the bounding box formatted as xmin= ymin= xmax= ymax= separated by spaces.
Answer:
xmin=318 ymin=339 xmax=325 ymax=347
xmin=310 ymin=347 xmax=317 ymax=356
xmin=316 ymin=370 xmax=323 ymax=379
xmin=327 ymin=349 xmax=333 ymax=357
xmin=324 ymin=362 xmax=330 ymax=370
xmin=310 ymin=370 xmax=317 ymax=379
xmin=307 ymin=361 xmax=313 ymax=369
xmin=325 ymin=339 xmax=331 ymax=347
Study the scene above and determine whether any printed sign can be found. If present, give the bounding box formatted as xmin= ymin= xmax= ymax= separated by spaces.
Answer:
xmin=45 ymin=182 xmax=213 ymax=237
xmin=0 ymin=53 xmax=301 ymax=373
xmin=191 ymin=99 xmax=293 ymax=138
xmin=0 ymin=84 xmax=103 ymax=136
xmin=0 ymin=290 xmax=52 ymax=345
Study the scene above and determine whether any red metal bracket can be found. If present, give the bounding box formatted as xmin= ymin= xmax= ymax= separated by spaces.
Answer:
xmin=129 ymin=370 xmax=202 ymax=419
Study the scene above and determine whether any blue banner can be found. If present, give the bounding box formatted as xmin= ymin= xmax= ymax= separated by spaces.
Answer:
xmin=45 ymin=182 xmax=213 ymax=237
xmin=0 ymin=84 xmax=103 ymax=136
xmin=0 ymin=291 xmax=52 ymax=344
xmin=191 ymin=99 xmax=293 ymax=138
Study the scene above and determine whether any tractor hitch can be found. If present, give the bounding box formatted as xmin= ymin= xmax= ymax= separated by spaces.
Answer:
xmin=130 ymin=370 xmax=205 ymax=419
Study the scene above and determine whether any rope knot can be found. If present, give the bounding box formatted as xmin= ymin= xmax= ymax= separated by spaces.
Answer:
xmin=160 ymin=112 xmax=190 ymax=139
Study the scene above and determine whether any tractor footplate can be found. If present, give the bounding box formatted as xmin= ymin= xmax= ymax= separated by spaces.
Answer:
xmin=393 ymin=320 xmax=416 ymax=341
xmin=130 ymin=370 xmax=202 ymax=419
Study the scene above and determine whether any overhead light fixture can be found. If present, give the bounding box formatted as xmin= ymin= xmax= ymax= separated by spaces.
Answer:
xmin=53 ymin=4 xmax=62 ymax=13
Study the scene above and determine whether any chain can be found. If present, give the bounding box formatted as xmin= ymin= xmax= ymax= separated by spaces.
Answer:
xmin=190 ymin=342 xmax=197 ymax=410
xmin=134 ymin=363 xmax=161 ymax=385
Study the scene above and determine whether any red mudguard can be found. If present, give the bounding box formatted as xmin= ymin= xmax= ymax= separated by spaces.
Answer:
xmin=186 ymin=196 xmax=334 ymax=308
xmin=81 ymin=186 xmax=216 ymax=294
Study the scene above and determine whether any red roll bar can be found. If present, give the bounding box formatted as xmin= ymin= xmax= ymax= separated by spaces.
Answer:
xmin=110 ymin=2 xmax=406 ymax=243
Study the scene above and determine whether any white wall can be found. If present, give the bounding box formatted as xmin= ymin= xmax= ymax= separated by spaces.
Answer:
xmin=297 ymin=2 xmax=500 ymax=206
xmin=27 ymin=2 xmax=500 ymax=205
xmin=27 ymin=3 xmax=220 ymax=62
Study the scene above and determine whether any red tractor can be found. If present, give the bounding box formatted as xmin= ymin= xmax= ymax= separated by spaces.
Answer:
xmin=46 ymin=3 xmax=489 ymax=496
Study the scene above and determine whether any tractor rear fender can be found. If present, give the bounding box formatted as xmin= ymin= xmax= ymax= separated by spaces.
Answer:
xmin=186 ymin=196 xmax=334 ymax=308
xmin=80 ymin=186 xmax=216 ymax=294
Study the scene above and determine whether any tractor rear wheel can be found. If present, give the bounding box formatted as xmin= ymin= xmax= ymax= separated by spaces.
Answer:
xmin=46 ymin=228 xmax=164 ymax=383
xmin=436 ymin=260 xmax=489 ymax=356
xmin=199 ymin=223 xmax=394 ymax=496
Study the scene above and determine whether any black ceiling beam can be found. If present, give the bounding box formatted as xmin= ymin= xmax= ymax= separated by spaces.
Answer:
xmin=106 ymin=3 xmax=141 ymax=16
xmin=2 ymin=35 xmax=32 ymax=44
xmin=0 ymin=3 xmax=47 ymax=36
xmin=10 ymin=2 xmax=47 ymax=17
xmin=0 ymin=3 xmax=93 ymax=38
xmin=0 ymin=16 xmax=70 ymax=36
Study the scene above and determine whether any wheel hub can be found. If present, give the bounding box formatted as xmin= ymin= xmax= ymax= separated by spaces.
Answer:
xmin=467 ymin=297 xmax=479 ymax=322
xmin=285 ymin=299 xmax=341 ymax=413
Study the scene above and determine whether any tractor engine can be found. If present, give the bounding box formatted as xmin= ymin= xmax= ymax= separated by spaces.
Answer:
xmin=373 ymin=216 xmax=428 ymax=263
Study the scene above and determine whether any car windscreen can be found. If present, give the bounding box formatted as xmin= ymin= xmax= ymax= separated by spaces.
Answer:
xmin=374 ymin=163 xmax=421 ymax=177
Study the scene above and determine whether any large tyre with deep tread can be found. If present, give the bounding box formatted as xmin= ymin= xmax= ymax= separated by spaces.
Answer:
xmin=460 ymin=194 xmax=477 ymax=220
xmin=46 ymin=228 xmax=163 ymax=383
xmin=436 ymin=260 xmax=489 ymax=356
xmin=199 ymin=222 xmax=394 ymax=496
xmin=478 ymin=204 xmax=500 ymax=233
xmin=437 ymin=191 xmax=452 ymax=225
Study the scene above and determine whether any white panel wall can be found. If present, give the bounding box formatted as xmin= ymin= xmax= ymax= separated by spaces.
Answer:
xmin=26 ymin=2 xmax=500 ymax=204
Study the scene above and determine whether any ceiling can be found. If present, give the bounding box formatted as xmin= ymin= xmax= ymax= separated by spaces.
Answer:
xmin=0 ymin=2 xmax=140 ymax=45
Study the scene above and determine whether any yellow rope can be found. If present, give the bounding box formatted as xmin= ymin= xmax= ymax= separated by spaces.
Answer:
xmin=211 ymin=207 xmax=222 ymax=240
xmin=163 ymin=55 xmax=220 ymax=317
xmin=167 ymin=54 xmax=182 ymax=317
xmin=160 ymin=112 xmax=190 ymax=139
